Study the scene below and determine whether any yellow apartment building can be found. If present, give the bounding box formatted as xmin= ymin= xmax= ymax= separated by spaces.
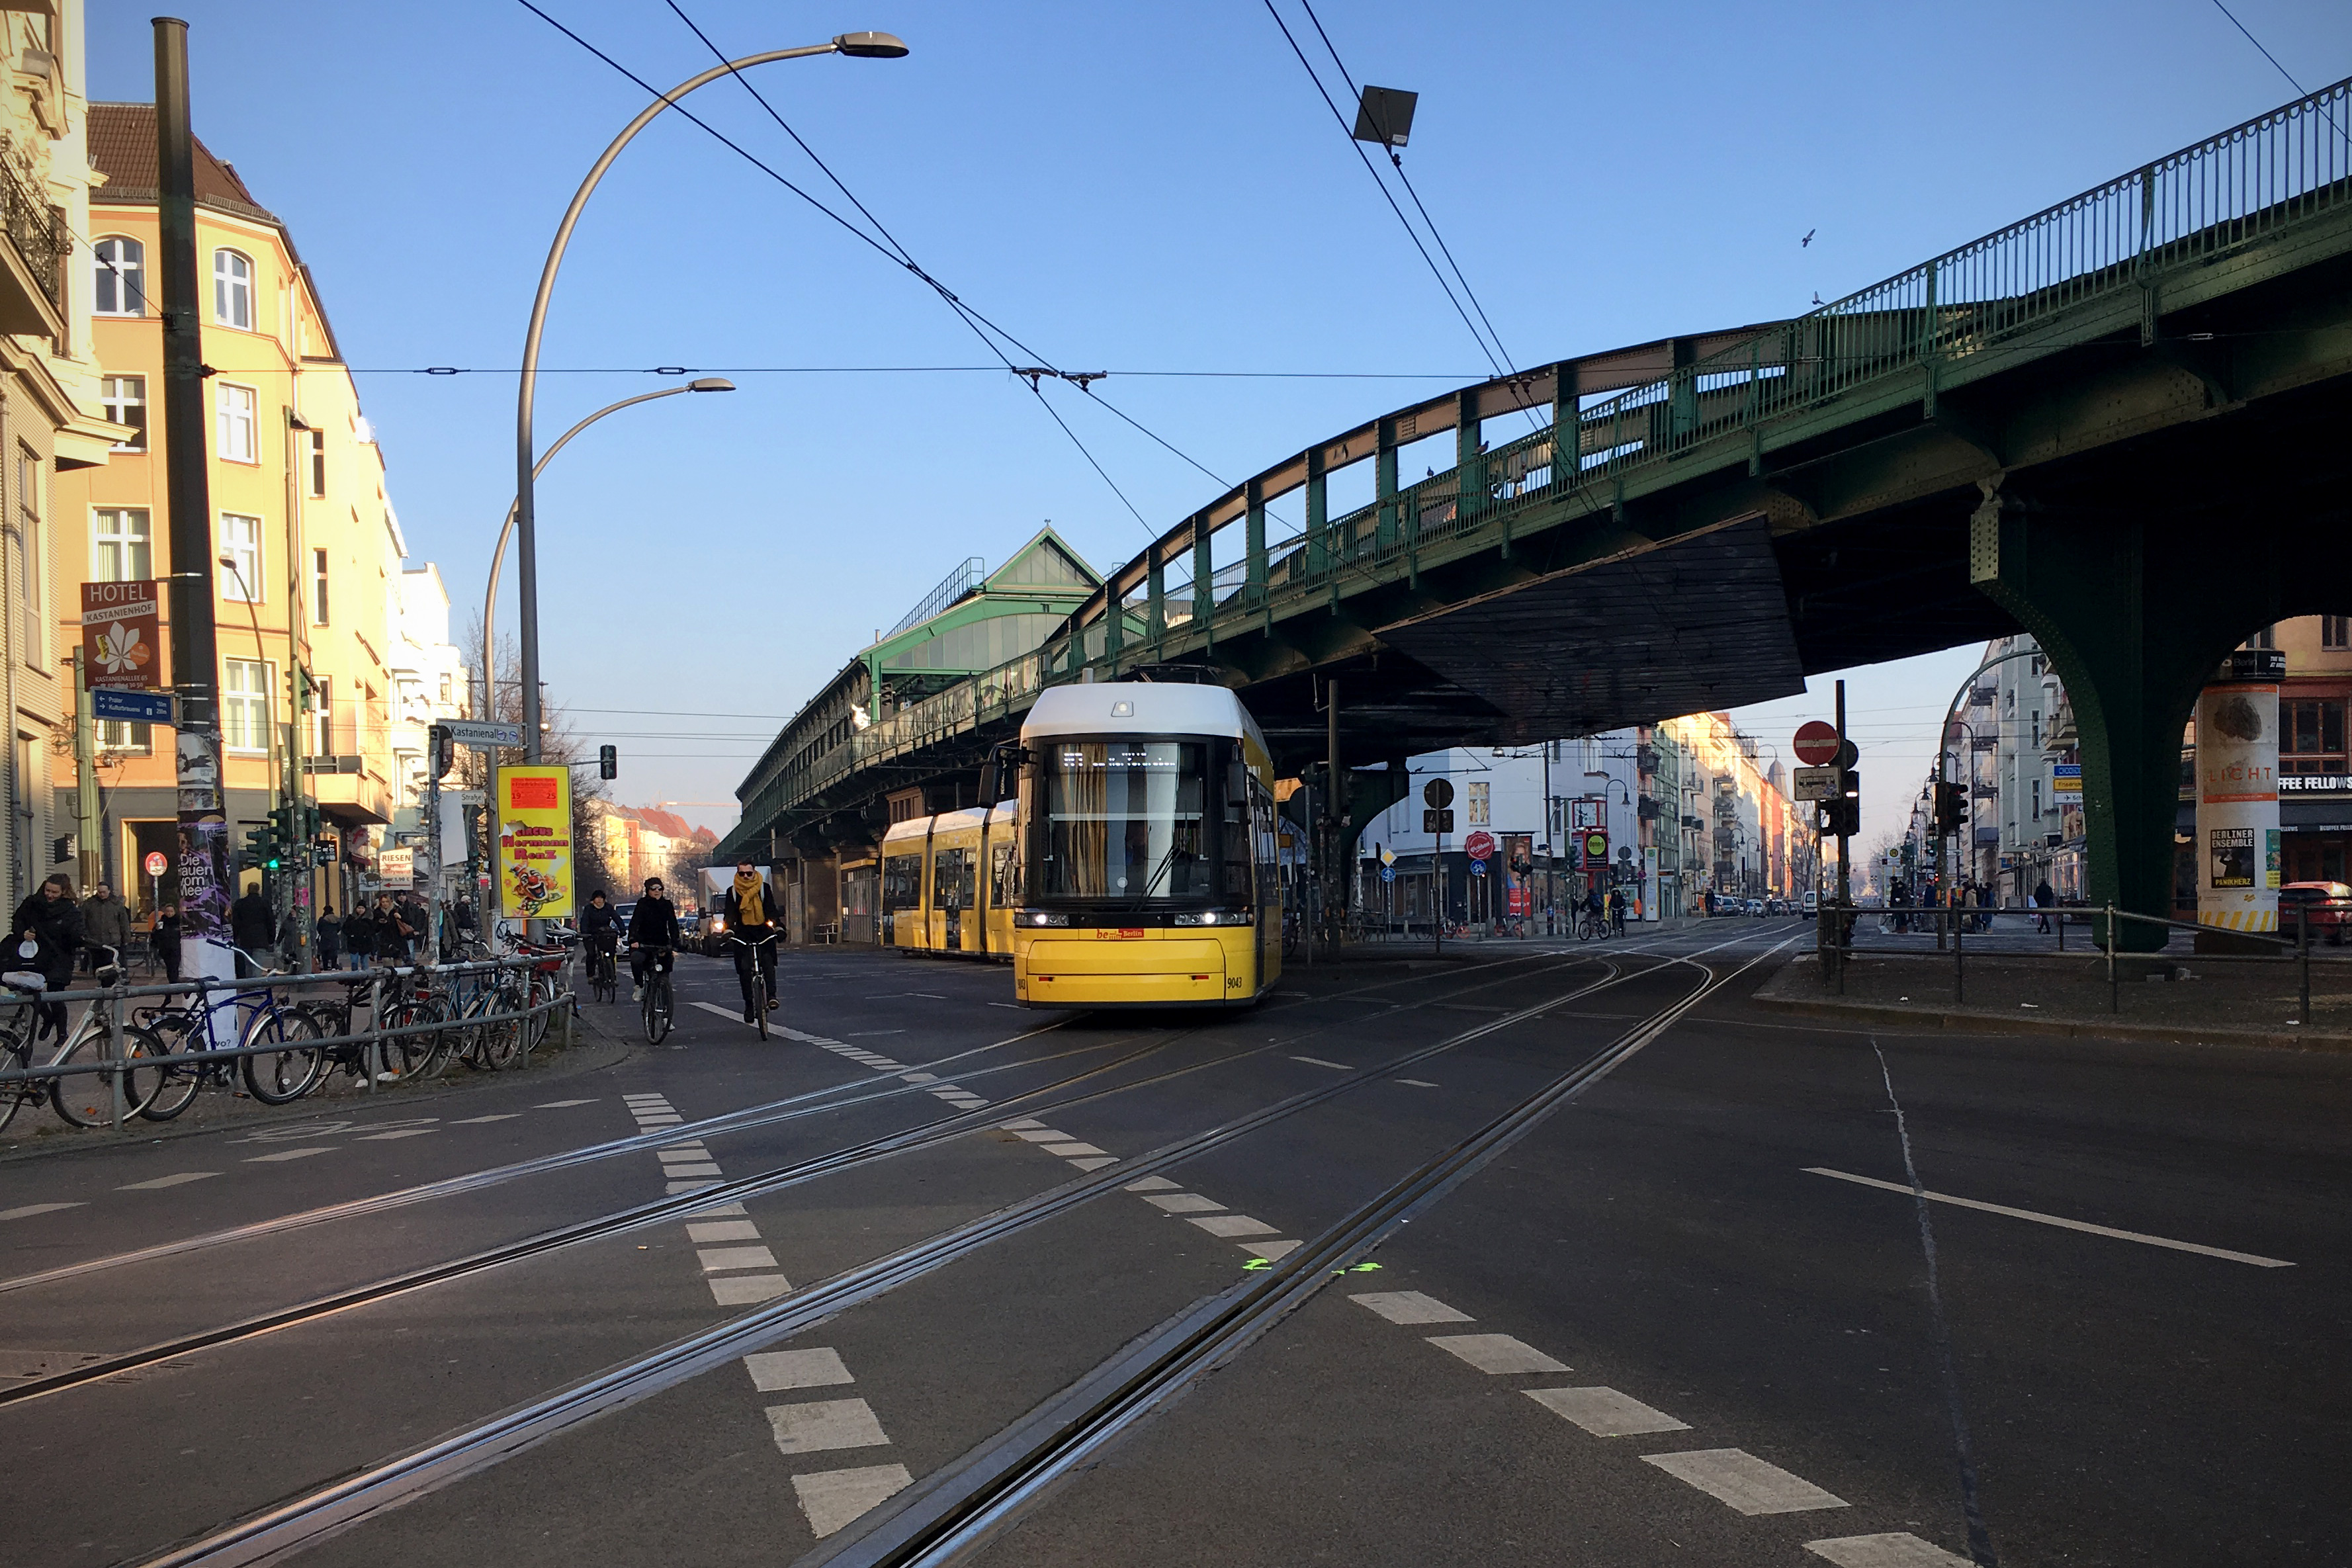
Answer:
xmin=0 ymin=3 xmax=134 ymax=906
xmin=53 ymin=102 xmax=411 ymax=921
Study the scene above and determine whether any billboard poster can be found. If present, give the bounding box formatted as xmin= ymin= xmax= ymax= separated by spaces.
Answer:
xmin=2208 ymin=826 xmax=2254 ymax=889
xmin=379 ymin=847 xmax=414 ymax=891
xmin=496 ymin=765 xmax=575 ymax=918
xmin=1502 ymin=832 xmax=1532 ymax=916
xmin=2196 ymin=672 xmax=2279 ymax=933
xmin=81 ymin=580 xmax=158 ymax=689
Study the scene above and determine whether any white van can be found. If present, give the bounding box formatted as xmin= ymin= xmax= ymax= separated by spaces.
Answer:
xmin=1801 ymin=890 xmax=1821 ymax=918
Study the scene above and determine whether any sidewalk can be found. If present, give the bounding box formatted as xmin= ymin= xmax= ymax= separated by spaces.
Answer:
xmin=1755 ymin=946 xmax=2352 ymax=1052
xmin=0 ymin=995 xmax=632 ymax=1164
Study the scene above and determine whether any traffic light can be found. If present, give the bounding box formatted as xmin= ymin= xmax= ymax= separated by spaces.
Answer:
xmin=244 ymin=821 xmax=282 ymax=873
xmin=1933 ymin=780 xmax=1968 ymax=834
xmin=430 ymin=723 xmax=455 ymax=780
xmin=599 ymin=744 xmax=617 ymax=781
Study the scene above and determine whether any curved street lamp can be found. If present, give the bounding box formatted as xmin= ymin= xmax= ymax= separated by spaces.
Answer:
xmin=509 ymin=32 xmax=908 ymax=764
xmin=481 ymin=378 xmax=734 ymax=715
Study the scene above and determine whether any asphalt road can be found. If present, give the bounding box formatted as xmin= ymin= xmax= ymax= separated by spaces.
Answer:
xmin=1 ymin=922 xmax=2341 ymax=1568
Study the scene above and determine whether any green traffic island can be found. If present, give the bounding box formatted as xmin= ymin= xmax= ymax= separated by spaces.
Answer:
xmin=1757 ymin=949 xmax=2352 ymax=1050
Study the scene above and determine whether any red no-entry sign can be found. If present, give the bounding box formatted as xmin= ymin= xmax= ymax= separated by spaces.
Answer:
xmin=1793 ymin=720 xmax=1840 ymax=765
xmin=1463 ymin=830 xmax=1497 ymax=861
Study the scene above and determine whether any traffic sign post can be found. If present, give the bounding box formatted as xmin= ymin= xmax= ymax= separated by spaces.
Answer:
xmin=1422 ymin=777 xmax=1453 ymax=957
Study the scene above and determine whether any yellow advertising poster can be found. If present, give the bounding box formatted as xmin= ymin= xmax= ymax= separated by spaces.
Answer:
xmin=496 ymin=765 xmax=574 ymax=918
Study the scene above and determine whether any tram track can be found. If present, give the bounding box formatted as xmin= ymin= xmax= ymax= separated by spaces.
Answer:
xmin=3 ymin=943 xmax=1648 ymax=1407
xmin=124 ymin=931 xmax=1791 ymax=1568
xmin=2 ymin=941 xmax=1601 ymax=1302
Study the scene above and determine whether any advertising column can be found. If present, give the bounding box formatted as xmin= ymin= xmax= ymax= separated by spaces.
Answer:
xmin=2196 ymin=647 xmax=2284 ymax=949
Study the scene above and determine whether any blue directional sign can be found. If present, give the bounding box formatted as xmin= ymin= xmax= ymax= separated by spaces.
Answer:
xmin=91 ymin=688 xmax=173 ymax=724
xmin=1469 ymin=857 xmax=1487 ymax=875
xmin=1380 ymin=865 xmax=1395 ymax=883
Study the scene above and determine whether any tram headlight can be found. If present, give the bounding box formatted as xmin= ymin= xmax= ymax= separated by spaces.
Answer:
xmin=1018 ymin=910 xmax=1070 ymax=927
xmin=1174 ymin=909 xmax=1250 ymax=926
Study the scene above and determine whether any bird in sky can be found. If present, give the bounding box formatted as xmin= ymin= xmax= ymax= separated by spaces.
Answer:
xmin=1812 ymin=292 xmax=1823 ymax=306
xmin=1802 ymin=228 xmax=1815 ymax=247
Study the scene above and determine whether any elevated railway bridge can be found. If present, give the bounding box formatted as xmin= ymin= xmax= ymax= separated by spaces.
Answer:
xmin=723 ymin=78 xmax=2352 ymax=950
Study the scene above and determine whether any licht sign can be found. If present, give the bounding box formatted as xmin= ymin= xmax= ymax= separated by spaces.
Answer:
xmin=496 ymin=765 xmax=574 ymax=918
xmin=81 ymin=580 xmax=158 ymax=689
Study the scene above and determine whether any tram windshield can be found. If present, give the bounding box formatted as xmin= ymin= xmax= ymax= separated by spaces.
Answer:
xmin=1036 ymin=740 xmax=1211 ymax=902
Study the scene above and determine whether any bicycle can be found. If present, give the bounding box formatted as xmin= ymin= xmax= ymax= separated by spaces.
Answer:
xmin=633 ymin=945 xmax=674 ymax=1045
xmin=1577 ymin=910 xmax=1606 ymax=941
xmin=586 ymin=937 xmax=619 ymax=1004
xmin=723 ymin=930 xmax=779 ymax=1041
xmin=0 ymin=953 xmax=166 ymax=1131
xmin=139 ymin=953 xmax=319 ymax=1117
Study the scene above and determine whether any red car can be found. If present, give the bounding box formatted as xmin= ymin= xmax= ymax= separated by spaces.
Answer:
xmin=2279 ymin=881 xmax=2352 ymax=944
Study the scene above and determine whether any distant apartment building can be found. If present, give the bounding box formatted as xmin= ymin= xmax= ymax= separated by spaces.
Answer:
xmin=591 ymin=805 xmax=717 ymax=903
xmin=52 ymin=101 xmax=454 ymax=918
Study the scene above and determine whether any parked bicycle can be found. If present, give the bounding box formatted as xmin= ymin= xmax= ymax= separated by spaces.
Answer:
xmin=0 ymin=948 xmax=165 ymax=1131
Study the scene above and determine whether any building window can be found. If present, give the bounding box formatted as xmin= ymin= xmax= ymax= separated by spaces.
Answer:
xmin=101 ymin=376 xmax=146 ymax=451
xmin=224 ymin=658 xmax=271 ymax=754
xmin=2284 ymin=699 xmax=2347 ymax=774
xmin=220 ymin=513 xmax=261 ymax=601
xmin=2246 ymin=625 xmax=2277 ymax=650
xmin=216 ymin=382 xmax=257 ymax=463
xmin=311 ymin=674 xmax=332 ymax=757
xmin=212 ymin=248 xmax=253 ymax=329
xmin=97 ymin=719 xmax=151 ymax=754
xmin=2030 ymin=710 xmax=2041 ymax=749
xmin=312 ymin=548 xmax=329 ymax=625
xmin=93 ymin=237 xmax=145 ymax=316
xmin=2325 ymin=616 xmax=2351 ymax=651
xmin=306 ymin=428 xmax=325 ymax=498
xmin=438 ymin=672 xmax=452 ymax=708
xmin=93 ymin=507 xmax=150 ymax=582
xmin=2032 ymin=778 xmax=2043 ymax=820
xmin=17 ymin=443 xmax=40 ymax=629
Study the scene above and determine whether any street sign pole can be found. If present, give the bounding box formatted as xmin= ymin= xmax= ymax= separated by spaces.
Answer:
xmin=1835 ymin=680 xmax=1852 ymax=994
xmin=72 ymin=649 xmax=99 ymax=891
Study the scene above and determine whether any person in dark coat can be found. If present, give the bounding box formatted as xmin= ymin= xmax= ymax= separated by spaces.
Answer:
xmin=11 ymin=875 xmax=81 ymax=1042
xmin=231 ymin=886 xmax=278 ymax=977
xmin=79 ymin=883 xmax=132 ymax=971
xmin=316 ymin=908 xmax=344 ymax=969
xmin=153 ymin=902 xmax=181 ymax=982
xmin=340 ymin=902 xmax=376 ymax=971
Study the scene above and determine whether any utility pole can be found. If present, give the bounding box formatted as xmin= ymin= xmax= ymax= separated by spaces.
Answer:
xmin=1835 ymin=679 xmax=1853 ymax=986
xmin=155 ymin=19 xmax=232 ymax=988
xmin=1326 ymin=677 xmax=1344 ymax=949
xmin=72 ymin=650 xmax=97 ymax=890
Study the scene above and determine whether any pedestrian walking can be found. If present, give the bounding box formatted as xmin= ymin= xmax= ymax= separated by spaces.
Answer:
xmin=316 ymin=907 xmax=344 ymax=969
xmin=78 ymin=882 xmax=132 ymax=972
xmin=341 ymin=901 xmax=376 ymax=971
xmin=2033 ymin=878 xmax=2056 ymax=935
xmin=10 ymin=875 xmax=81 ymax=1044
xmin=153 ymin=901 xmax=181 ymax=982
xmin=231 ymin=884 xmax=278 ymax=977
xmin=372 ymin=893 xmax=416 ymax=966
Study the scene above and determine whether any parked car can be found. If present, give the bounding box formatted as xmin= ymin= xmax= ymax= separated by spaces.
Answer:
xmin=1801 ymin=891 xmax=1820 ymax=918
xmin=2279 ymin=881 xmax=2352 ymax=944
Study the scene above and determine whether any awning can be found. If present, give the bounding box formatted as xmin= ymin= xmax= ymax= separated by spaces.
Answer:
xmin=2283 ymin=798 xmax=2352 ymax=833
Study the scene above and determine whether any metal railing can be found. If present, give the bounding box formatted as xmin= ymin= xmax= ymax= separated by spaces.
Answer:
xmin=0 ymin=954 xmax=575 ymax=1123
xmin=0 ymin=153 xmax=65 ymax=317
xmin=726 ymin=76 xmax=2352 ymax=851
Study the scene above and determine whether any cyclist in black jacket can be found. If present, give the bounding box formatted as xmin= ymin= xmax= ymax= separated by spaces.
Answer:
xmin=581 ymin=891 xmax=621 ymax=999
xmin=626 ymin=878 xmax=677 ymax=1002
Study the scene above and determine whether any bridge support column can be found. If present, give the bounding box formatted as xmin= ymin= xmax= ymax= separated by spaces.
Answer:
xmin=1971 ymin=490 xmax=2330 ymax=951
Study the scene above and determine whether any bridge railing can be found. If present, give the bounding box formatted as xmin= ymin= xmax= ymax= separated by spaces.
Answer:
xmin=740 ymin=77 xmax=2352 ymax=842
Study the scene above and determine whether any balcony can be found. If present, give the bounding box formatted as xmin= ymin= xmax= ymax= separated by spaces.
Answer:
xmin=0 ymin=155 xmax=63 ymax=339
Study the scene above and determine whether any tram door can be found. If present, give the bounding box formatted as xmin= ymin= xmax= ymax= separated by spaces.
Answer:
xmin=934 ymin=847 xmax=973 ymax=951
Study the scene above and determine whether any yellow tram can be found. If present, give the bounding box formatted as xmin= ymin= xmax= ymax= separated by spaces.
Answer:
xmin=1010 ymin=683 xmax=1281 ymax=1010
xmin=875 ymin=682 xmax=1284 ymax=1010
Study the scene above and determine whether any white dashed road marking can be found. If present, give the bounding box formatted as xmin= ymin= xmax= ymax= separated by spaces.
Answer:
xmin=1526 ymin=1385 xmax=1691 ymax=1436
xmin=1350 ymin=1291 xmax=1473 ymax=1325
xmin=768 ymin=1398 xmax=891 ymax=1455
xmin=746 ymin=1348 xmax=853 ymax=1391
xmin=533 ymin=1098 xmax=598 ymax=1108
xmin=1040 ymin=1141 xmax=1106 ymax=1156
xmin=118 ymin=1172 xmax=218 ymax=1190
xmin=1123 ymin=1174 xmax=1180 ymax=1191
xmin=244 ymin=1148 xmax=333 ymax=1162
xmin=355 ymin=1128 xmax=436 ymax=1142
xmin=1290 ymin=1055 xmax=1352 ymax=1070
xmin=1396 ymin=1078 xmax=1440 ymax=1088
xmin=1639 ymin=1448 xmax=1848 ymax=1514
xmin=1426 ymin=1334 xmax=1569 ymax=1375
xmin=1805 ymin=1534 xmax=1974 ymax=1567
xmin=451 ymin=1114 xmax=521 ymax=1125
xmin=1802 ymin=1166 xmax=2294 ymax=1267
xmin=793 ymin=1465 xmax=914 ymax=1538
xmin=0 ymin=1203 xmax=83 ymax=1221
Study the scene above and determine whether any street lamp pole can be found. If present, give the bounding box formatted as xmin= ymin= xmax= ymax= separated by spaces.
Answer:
xmin=482 ymin=380 xmax=734 ymax=717
xmin=511 ymin=34 xmax=907 ymax=766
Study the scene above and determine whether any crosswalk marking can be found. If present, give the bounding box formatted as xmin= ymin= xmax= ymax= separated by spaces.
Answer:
xmin=1350 ymin=1291 xmax=1472 ymax=1325
xmin=1639 ymin=1448 xmax=1848 ymax=1514
xmin=698 ymin=1245 xmax=779 ymax=1274
xmin=1143 ymin=1193 xmax=1222 ymax=1213
xmin=1188 ymin=1214 xmax=1280 ymax=1239
xmin=687 ymin=1220 xmax=760 ymax=1243
xmin=767 ymin=1397 xmax=891 ymax=1456
xmin=1525 ymin=1385 xmax=1688 ymax=1436
xmin=792 ymin=1465 xmax=913 ymax=1538
xmin=744 ymin=1348 xmax=853 ymax=1392
xmin=710 ymin=1273 xmax=792 ymax=1306
xmin=1806 ymin=1534 xmax=1974 ymax=1567
xmin=1426 ymin=1334 xmax=1569 ymax=1375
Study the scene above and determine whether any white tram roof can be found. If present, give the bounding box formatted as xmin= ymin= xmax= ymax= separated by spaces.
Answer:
xmin=881 ymin=799 xmax=1015 ymax=849
xmin=1022 ymin=683 xmax=1264 ymax=748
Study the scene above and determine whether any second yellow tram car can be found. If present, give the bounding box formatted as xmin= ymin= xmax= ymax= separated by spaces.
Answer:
xmin=879 ymin=800 xmax=1018 ymax=957
xmin=1010 ymin=683 xmax=1281 ymax=1010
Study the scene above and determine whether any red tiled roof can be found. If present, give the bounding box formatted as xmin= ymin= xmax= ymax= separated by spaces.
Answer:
xmin=87 ymin=102 xmax=276 ymax=222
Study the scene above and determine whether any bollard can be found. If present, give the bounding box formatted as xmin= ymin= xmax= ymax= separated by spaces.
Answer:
xmin=2116 ymin=907 xmax=2135 ymax=1020
xmin=107 ymin=970 xmax=124 ymax=1133
xmin=2299 ymin=904 xmax=2312 ymax=1026
xmin=367 ymin=969 xmax=384 ymax=1090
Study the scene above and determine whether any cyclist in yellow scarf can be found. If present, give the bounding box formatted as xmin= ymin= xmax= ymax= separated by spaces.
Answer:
xmin=724 ymin=862 xmax=782 ymax=1024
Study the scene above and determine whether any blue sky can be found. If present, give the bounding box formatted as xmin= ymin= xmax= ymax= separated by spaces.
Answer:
xmin=84 ymin=1 xmax=2352 ymax=840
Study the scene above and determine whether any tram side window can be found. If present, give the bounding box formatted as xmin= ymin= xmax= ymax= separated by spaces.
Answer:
xmin=1221 ymin=767 xmax=1253 ymax=900
xmin=934 ymin=848 xmax=973 ymax=910
xmin=882 ymin=854 xmax=923 ymax=912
